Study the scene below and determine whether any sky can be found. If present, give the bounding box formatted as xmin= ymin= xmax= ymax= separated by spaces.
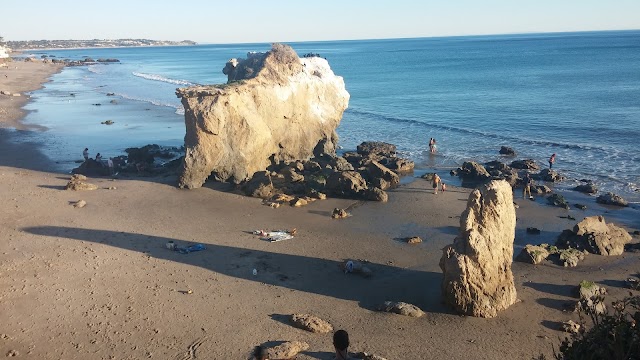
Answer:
xmin=1 ymin=0 xmax=639 ymax=44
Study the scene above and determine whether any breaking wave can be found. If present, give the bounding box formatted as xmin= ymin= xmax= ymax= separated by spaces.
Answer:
xmin=132 ymin=72 xmax=197 ymax=86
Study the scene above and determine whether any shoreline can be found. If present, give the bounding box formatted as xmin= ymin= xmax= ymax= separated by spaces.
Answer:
xmin=1 ymin=59 xmax=639 ymax=359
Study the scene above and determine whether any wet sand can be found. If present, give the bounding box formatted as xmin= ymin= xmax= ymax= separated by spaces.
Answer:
xmin=1 ymin=60 xmax=639 ymax=359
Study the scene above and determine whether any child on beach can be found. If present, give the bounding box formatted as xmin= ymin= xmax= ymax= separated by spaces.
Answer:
xmin=441 ymin=182 xmax=447 ymax=192
xmin=432 ymin=174 xmax=441 ymax=194
xmin=549 ymin=153 xmax=556 ymax=168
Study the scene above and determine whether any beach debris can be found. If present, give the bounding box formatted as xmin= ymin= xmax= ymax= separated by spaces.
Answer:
xmin=440 ymin=180 xmax=517 ymax=318
xmin=332 ymin=208 xmax=349 ymax=219
xmin=166 ymin=243 xmax=206 ymax=254
xmin=341 ymin=260 xmax=372 ymax=277
xmin=404 ymin=236 xmax=423 ymax=244
xmin=499 ymin=146 xmax=516 ymax=156
xmin=0 ymin=90 xmax=11 ymax=96
xmin=575 ymin=280 xmax=607 ymax=315
xmin=92 ymin=103 xmax=101 ymax=106
xmin=516 ymin=244 xmax=552 ymax=265
xmin=266 ymin=341 xmax=309 ymax=359
xmin=65 ymin=174 xmax=98 ymax=191
xmin=377 ymin=301 xmax=425 ymax=318
xmin=106 ymin=92 xmax=115 ymax=96
xmin=574 ymin=203 xmax=587 ymax=210
xmin=252 ymin=268 xmax=258 ymax=276
xmin=353 ymin=352 xmax=389 ymax=360
xmin=106 ymin=186 xmax=117 ymax=190
xmin=71 ymin=200 xmax=87 ymax=208
xmin=11 ymin=93 xmax=21 ymax=97
xmin=596 ymin=192 xmax=628 ymax=207
xmin=101 ymin=120 xmax=114 ymax=125
xmin=253 ymin=229 xmax=296 ymax=242
xmin=526 ymin=227 xmax=541 ymax=235
xmin=626 ymin=277 xmax=640 ymax=290
xmin=6 ymin=349 xmax=19 ymax=357
xmin=263 ymin=200 xmax=281 ymax=208
xmin=290 ymin=313 xmax=334 ymax=333
xmin=556 ymin=216 xmax=632 ymax=256
xmin=561 ymin=320 xmax=581 ymax=334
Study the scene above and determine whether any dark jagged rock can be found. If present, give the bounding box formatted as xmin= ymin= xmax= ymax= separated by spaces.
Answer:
xmin=547 ymin=193 xmax=570 ymax=209
xmin=596 ymin=192 xmax=628 ymax=207
xmin=72 ymin=159 xmax=111 ymax=177
xmin=499 ymin=146 xmax=516 ymax=156
xmin=534 ymin=168 xmax=565 ymax=183
xmin=356 ymin=141 xmax=396 ymax=157
xmin=455 ymin=161 xmax=490 ymax=185
xmin=510 ymin=159 xmax=539 ymax=171
xmin=573 ymin=183 xmax=598 ymax=194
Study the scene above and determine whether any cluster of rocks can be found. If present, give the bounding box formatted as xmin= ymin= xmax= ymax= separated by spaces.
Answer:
xmin=23 ymin=56 xmax=121 ymax=66
xmin=450 ymin=159 xmax=562 ymax=189
xmin=450 ymin=155 xmax=630 ymax=209
xmin=65 ymin=174 xmax=98 ymax=191
xmin=517 ymin=216 xmax=632 ymax=267
xmin=72 ymin=144 xmax=183 ymax=177
xmin=241 ymin=141 xmax=414 ymax=204
xmin=268 ymin=313 xmax=387 ymax=359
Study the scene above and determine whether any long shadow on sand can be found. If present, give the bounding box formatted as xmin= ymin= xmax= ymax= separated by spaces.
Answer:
xmin=24 ymin=226 xmax=448 ymax=314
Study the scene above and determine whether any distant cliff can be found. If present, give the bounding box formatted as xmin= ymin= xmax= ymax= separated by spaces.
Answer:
xmin=176 ymin=43 xmax=350 ymax=188
xmin=6 ymin=39 xmax=196 ymax=51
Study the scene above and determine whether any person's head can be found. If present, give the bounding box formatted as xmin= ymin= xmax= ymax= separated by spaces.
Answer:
xmin=84 ymin=148 xmax=88 ymax=151
xmin=333 ymin=330 xmax=349 ymax=351
xmin=253 ymin=345 xmax=268 ymax=360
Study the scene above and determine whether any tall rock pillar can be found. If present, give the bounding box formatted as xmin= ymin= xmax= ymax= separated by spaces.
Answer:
xmin=439 ymin=180 xmax=517 ymax=318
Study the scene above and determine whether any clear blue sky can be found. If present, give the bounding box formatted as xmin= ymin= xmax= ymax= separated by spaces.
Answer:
xmin=2 ymin=0 xmax=639 ymax=43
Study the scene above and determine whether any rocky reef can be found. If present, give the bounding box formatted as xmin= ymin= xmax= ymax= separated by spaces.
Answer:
xmin=439 ymin=180 xmax=518 ymax=318
xmin=176 ymin=43 xmax=350 ymax=188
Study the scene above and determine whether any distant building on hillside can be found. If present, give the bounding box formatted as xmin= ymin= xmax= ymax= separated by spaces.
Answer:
xmin=0 ymin=45 xmax=10 ymax=59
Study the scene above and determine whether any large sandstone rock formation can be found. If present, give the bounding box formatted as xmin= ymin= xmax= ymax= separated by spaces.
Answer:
xmin=439 ymin=180 xmax=517 ymax=318
xmin=176 ymin=44 xmax=350 ymax=188
xmin=556 ymin=216 xmax=632 ymax=256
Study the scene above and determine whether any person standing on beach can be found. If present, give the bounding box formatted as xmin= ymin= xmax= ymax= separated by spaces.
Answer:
xmin=83 ymin=148 xmax=89 ymax=161
xmin=549 ymin=153 xmax=556 ymax=169
xmin=523 ymin=173 xmax=533 ymax=199
xmin=432 ymin=174 xmax=441 ymax=194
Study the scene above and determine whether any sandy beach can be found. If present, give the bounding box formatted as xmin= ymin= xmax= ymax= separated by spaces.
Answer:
xmin=1 ymin=61 xmax=639 ymax=359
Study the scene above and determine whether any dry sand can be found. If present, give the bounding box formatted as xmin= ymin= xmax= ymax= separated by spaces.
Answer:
xmin=1 ymin=61 xmax=639 ymax=359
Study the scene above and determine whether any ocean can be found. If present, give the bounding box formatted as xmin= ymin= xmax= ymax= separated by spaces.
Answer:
xmin=18 ymin=30 xmax=640 ymax=203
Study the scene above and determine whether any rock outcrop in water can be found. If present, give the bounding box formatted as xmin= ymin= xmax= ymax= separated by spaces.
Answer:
xmin=176 ymin=43 xmax=350 ymax=188
xmin=439 ymin=180 xmax=518 ymax=318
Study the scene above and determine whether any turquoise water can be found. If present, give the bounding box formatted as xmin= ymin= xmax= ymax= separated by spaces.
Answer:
xmin=20 ymin=31 xmax=640 ymax=201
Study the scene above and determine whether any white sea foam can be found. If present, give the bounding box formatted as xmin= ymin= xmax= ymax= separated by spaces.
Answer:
xmin=132 ymin=72 xmax=197 ymax=86
xmin=114 ymin=92 xmax=185 ymax=115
